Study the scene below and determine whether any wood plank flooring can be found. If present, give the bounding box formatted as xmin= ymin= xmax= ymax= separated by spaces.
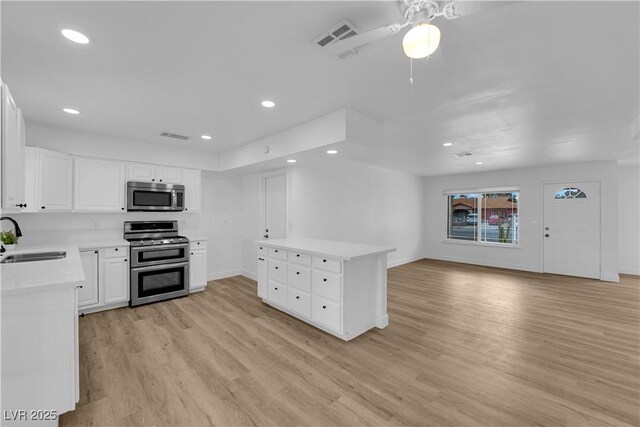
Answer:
xmin=60 ymin=260 xmax=640 ymax=426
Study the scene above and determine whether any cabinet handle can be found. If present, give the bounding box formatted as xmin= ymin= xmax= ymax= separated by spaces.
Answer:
xmin=41 ymin=206 xmax=45 ymax=209
xmin=77 ymin=285 xmax=83 ymax=289
xmin=323 ymin=278 xmax=327 ymax=282
xmin=23 ymin=204 xmax=27 ymax=208
xmin=275 ymin=287 xmax=278 ymax=290
xmin=159 ymin=179 xmax=163 ymax=182
xmin=322 ymin=305 xmax=327 ymax=309
xmin=275 ymin=250 xmax=278 ymax=253
xmin=296 ymin=296 xmax=300 ymax=300
xmin=94 ymin=250 xmax=98 ymax=254
xmin=275 ymin=266 xmax=279 ymax=270
xmin=323 ymin=259 xmax=327 ymax=263
xmin=258 ymin=257 xmax=264 ymax=261
xmin=185 ymin=208 xmax=188 ymax=211
xmin=296 ymin=254 xmax=300 ymax=257
xmin=124 ymin=259 xmax=127 ymax=262
xmin=152 ymin=179 xmax=155 ymax=182
xmin=197 ymin=242 xmax=200 ymax=245
xmin=121 ymin=207 xmax=125 ymax=210
xmin=16 ymin=203 xmax=25 ymax=208
xmin=259 ymin=246 xmax=263 ymax=250
xmin=191 ymin=252 xmax=194 ymax=255
xmin=115 ymin=248 xmax=118 ymax=251
xmin=296 ymin=272 xmax=300 ymax=275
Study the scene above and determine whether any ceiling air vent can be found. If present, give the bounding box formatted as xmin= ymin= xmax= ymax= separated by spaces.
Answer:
xmin=314 ymin=19 xmax=360 ymax=59
xmin=160 ymin=132 xmax=190 ymax=141
xmin=454 ymin=151 xmax=474 ymax=158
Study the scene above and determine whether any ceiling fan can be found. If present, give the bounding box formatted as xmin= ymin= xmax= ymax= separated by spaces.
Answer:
xmin=325 ymin=0 xmax=505 ymax=60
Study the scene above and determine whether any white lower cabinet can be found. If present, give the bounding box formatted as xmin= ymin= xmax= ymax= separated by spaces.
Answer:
xmin=78 ymin=245 xmax=130 ymax=314
xmin=103 ymin=257 xmax=129 ymax=304
xmin=256 ymin=240 xmax=393 ymax=341
xmin=78 ymin=250 xmax=99 ymax=307
xmin=189 ymin=239 xmax=208 ymax=292
xmin=267 ymin=280 xmax=287 ymax=307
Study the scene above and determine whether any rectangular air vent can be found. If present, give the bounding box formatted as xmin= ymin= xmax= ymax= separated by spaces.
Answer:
xmin=160 ymin=132 xmax=190 ymax=141
xmin=314 ymin=19 xmax=360 ymax=59
xmin=454 ymin=151 xmax=474 ymax=157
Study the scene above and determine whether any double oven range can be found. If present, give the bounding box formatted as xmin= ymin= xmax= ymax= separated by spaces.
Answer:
xmin=124 ymin=221 xmax=190 ymax=307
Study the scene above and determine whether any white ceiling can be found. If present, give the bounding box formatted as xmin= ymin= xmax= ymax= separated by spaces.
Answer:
xmin=2 ymin=1 xmax=638 ymax=176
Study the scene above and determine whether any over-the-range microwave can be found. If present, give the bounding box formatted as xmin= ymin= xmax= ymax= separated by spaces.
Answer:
xmin=127 ymin=181 xmax=185 ymax=212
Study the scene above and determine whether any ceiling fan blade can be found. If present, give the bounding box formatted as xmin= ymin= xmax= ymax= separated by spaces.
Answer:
xmin=325 ymin=22 xmax=406 ymax=56
xmin=443 ymin=1 xmax=521 ymax=19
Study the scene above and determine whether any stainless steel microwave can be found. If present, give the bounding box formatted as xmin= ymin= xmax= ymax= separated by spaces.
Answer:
xmin=126 ymin=181 xmax=185 ymax=212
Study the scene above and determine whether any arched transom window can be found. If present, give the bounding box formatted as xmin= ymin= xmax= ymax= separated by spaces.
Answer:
xmin=554 ymin=187 xmax=587 ymax=199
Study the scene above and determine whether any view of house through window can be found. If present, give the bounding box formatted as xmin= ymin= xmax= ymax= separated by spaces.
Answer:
xmin=447 ymin=191 xmax=519 ymax=245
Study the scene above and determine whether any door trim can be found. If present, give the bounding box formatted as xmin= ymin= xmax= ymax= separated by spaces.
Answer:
xmin=260 ymin=169 xmax=288 ymax=240
xmin=541 ymin=180 xmax=602 ymax=280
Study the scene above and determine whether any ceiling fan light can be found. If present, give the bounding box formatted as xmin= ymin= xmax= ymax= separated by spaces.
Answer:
xmin=402 ymin=23 xmax=441 ymax=59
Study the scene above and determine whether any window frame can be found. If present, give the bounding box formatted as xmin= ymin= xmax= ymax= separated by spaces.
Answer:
xmin=443 ymin=188 xmax=521 ymax=248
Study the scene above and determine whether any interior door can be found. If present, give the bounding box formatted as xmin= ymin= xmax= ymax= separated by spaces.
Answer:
xmin=263 ymin=173 xmax=287 ymax=239
xmin=543 ymin=182 xmax=600 ymax=279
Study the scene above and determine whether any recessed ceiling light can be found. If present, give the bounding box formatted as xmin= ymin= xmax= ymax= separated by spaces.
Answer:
xmin=61 ymin=29 xmax=90 ymax=44
xmin=63 ymin=108 xmax=80 ymax=115
xmin=326 ymin=150 xmax=338 ymax=154
xmin=200 ymin=135 xmax=212 ymax=140
xmin=287 ymin=159 xmax=296 ymax=163
xmin=442 ymin=142 xmax=453 ymax=147
xmin=261 ymin=100 xmax=276 ymax=108
xmin=475 ymin=161 xmax=483 ymax=165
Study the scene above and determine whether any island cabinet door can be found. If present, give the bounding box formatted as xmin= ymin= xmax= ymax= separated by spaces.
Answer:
xmin=267 ymin=281 xmax=287 ymax=307
xmin=257 ymin=256 xmax=267 ymax=298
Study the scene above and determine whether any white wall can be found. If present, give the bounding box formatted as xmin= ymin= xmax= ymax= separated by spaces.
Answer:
xmin=423 ymin=161 xmax=620 ymax=282
xmin=618 ymin=164 xmax=640 ymax=275
xmin=241 ymin=157 xmax=426 ymax=278
xmin=26 ymin=121 xmax=218 ymax=171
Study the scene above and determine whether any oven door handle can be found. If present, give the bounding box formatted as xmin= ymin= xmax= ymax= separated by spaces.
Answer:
xmin=131 ymin=261 xmax=189 ymax=273
xmin=130 ymin=243 xmax=190 ymax=253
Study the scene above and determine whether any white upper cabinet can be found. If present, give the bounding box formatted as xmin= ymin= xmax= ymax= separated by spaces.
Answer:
xmin=1 ymin=84 xmax=26 ymax=211
xmin=156 ymin=166 xmax=183 ymax=184
xmin=74 ymin=157 xmax=126 ymax=211
xmin=126 ymin=163 xmax=183 ymax=184
xmin=38 ymin=149 xmax=73 ymax=211
xmin=126 ymin=163 xmax=155 ymax=182
xmin=182 ymin=169 xmax=201 ymax=212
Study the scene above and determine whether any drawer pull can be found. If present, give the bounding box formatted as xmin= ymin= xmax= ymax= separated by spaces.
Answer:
xmin=115 ymin=248 xmax=118 ymax=251
xmin=323 ymin=278 xmax=327 ymax=282
xmin=260 ymin=246 xmax=263 ymax=250
xmin=275 ymin=266 xmax=279 ymax=270
xmin=296 ymin=272 xmax=300 ymax=275
xmin=258 ymin=257 xmax=264 ymax=261
xmin=323 ymin=259 xmax=327 ymax=262
xmin=296 ymin=296 xmax=300 ymax=300
xmin=275 ymin=250 xmax=279 ymax=253
xmin=322 ymin=305 xmax=327 ymax=309
xmin=275 ymin=287 xmax=278 ymax=290
xmin=296 ymin=254 xmax=300 ymax=257
xmin=197 ymin=242 xmax=200 ymax=245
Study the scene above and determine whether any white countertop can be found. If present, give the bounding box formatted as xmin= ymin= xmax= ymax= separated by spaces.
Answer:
xmin=184 ymin=235 xmax=208 ymax=242
xmin=1 ymin=245 xmax=86 ymax=297
xmin=257 ymin=238 xmax=396 ymax=261
xmin=73 ymin=239 xmax=130 ymax=250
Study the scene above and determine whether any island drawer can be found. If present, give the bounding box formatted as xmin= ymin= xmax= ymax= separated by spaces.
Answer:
xmin=312 ymin=271 xmax=342 ymax=302
xmin=312 ymin=256 xmax=342 ymax=274
xmin=268 ymin=248 xmax=287 ymax=261
xmin=311 ymin=297 xmax=341 ymax=332
xmin=267 ymin=281 xmax=287 ymax=307
xmin=257 ymin=244 xmax=267 ymax=255
xmin=268 ymin=259 xmax=287 ymax=283
xmin=288 ymin=251 xmax=311 ymax=266
xmin=287 ymin=288 xmax=311 ymax=318
xmin=288 ymin=265 xmax=311 ymax=292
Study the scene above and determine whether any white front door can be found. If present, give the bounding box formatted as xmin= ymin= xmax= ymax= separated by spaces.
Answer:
xmin=543 ymin=182 xmax=600 ymax=279
xmin=263 ymin=173 xmax=287 ymax=240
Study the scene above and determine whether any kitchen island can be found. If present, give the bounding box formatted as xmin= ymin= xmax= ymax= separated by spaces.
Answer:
xmin=256 ymin=238 xmax=396 ymax=341
xmin=1 ymin=246 xmax=83 ymax=425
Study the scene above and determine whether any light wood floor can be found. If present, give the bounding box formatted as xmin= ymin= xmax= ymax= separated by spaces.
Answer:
xmin=61 ymin=260 xmax=640 ymax=426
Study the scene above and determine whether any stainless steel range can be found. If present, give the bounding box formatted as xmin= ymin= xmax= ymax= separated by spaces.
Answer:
xmin=124 ymin=221 xmax=190 ymax=307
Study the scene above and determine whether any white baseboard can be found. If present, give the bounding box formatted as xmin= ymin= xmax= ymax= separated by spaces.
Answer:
xmin=424 ymin=253 xmax=541 ymax=273
xmin=600 ymin=271 xmax=620 ymax=283
xmin=207 ymin=269 xmax=243 ymax=281
xmin=387 ymin=254 xmax=426 ymax=269
xmin=242 ymin=270 xmax=257 ymax=281
xmin=619 ymin=267 xmax=640 ymax=276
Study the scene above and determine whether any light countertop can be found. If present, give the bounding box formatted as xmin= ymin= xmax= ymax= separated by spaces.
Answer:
xmin=257 ymin=238 xmax=396 ymax=261
xmin=1 ymin=245 xmax=86 ymax=297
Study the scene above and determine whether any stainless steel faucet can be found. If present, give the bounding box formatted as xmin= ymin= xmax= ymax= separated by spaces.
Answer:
xmin=0 ymin=216 xmax=23 ymax=253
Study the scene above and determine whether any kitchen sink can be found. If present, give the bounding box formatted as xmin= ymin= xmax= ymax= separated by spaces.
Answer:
xmin=1 ymin=251 xmax=67 ymax=264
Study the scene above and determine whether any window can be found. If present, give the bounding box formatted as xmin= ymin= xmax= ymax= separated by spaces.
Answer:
xmin=447 ymin=190 xmax=519 ymax=245
xmin=554 ymin=187 xmax=587 ymax=199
